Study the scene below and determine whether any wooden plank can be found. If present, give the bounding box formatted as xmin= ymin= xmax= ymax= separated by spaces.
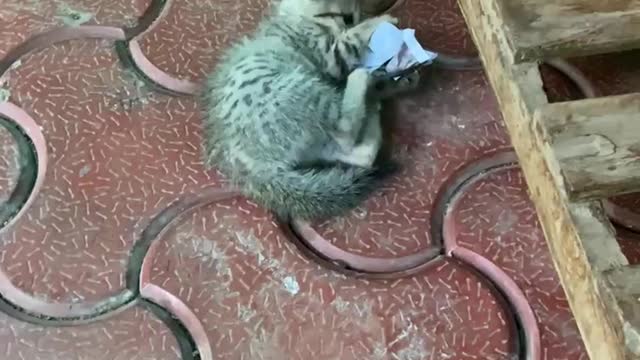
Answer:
xmin=458 ymin=1 xmax=631 ymax=358
xmin=604 ymin=265 xmax=640 ymax=357
xmin=568 ymin=202 xmax=628 ymax=272
xmin=538 ymin=93 xmax=640 ymax=200
xmin=495 ymin=0 xmax=640 ymax=62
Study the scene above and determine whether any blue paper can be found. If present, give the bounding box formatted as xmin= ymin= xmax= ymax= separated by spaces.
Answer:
xmin=362 ymin=22 xmax=405 ymax=70
xmin=361 ymin=22 xmax=438 ymax=76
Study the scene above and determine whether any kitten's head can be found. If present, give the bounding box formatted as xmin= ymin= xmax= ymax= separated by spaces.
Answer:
xmin=275 ymin=0 xmax=363 ymax=27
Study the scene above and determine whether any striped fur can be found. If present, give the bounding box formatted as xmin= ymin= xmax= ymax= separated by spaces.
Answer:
xmin=204 ymin=0 xmax=414 ymax=220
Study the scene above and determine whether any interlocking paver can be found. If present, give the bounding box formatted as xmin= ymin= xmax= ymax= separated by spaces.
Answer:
xmin=0 ymin=305 xmax=182 ymax=360
xmin=1 ymin=0 xmax=637 ymax=358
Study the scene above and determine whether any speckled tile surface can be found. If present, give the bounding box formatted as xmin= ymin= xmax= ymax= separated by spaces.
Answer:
xmin=0 ymin=305 xmax=184 ymax=360
xmin=1 ymin=0 xmax=637 ymax=359
xmin=0 ymin=0 xmax=151 ymax=59
xmin=448 ymin=166 xmax=587 ymax=360
xmin=147 ymin=197 xmax=517 ymax=359
xmin=308 ymin=69 xmax=509 ymax=262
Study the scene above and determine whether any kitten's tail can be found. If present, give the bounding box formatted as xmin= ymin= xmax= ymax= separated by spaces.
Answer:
xmin=244 ymin=164 xmax=394 ymax=220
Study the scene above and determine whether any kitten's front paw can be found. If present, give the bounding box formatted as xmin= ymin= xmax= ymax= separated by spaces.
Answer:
xmin=374 ymin=71 xmax=421 ymax=98
xmin=348 ymin=68 xmax=374 ymax=87
xmin=397 ymin=71 xmax=421 ymax=90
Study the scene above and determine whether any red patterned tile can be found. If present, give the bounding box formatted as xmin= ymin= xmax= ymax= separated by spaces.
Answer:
xmin=397 ymin=0 xmax=477 ymax=56
xmin=297 ymin=4 xmax=582 ymax=265
xmin=617 ymin=228 xmax=640 ymax=265
xmin=607 ymin=194 xmax=640 ymax=234
xmin=0 ymin=305 xmax=182 ymax=359
xmin=135 ymin=0 xmax=269 ymax=82
xmin=307 ymin=70 xmax=510 ymax=260
xmin=539 ymin=64 xmax=585 ymax=103
xmin=612 ymin=196 xmax=640 ymax=213
xmin=449 ymin=166 xmax=588 ymax=360
xmin=6 ymin=0 xmax=635 ymax=356
xmin=0 ymin=39 xmax=218 ymax=305
xmin=0 ymin=0 xmax=151 ymax=59
xmin=132 ymin=0 xmax=477 ymax=84
xmin=571 ymin=51 xmax=640 ymax=97
xmin=146 ymin=197 xmax=518 ymax=359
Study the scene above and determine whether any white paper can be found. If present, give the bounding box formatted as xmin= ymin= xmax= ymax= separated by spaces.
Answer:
xmin=361 ymin=22 xmax=439 ymax=76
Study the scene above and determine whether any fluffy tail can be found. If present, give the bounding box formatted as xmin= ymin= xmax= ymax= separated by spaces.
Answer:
xmin=243 ymin=163 xmax=394 ymax=220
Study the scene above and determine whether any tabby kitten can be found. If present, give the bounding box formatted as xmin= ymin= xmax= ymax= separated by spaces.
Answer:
xmin=204 ymin=0 xmax=418 ymax=220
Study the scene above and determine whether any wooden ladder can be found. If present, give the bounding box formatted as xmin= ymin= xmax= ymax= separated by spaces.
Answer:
xmin=458 ymin=1 xmax=640 ymax=359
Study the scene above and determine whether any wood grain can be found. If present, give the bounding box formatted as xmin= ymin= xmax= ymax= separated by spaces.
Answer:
xmin=458 ymin=0 xmax=633 ymax=358
xmin=539 ymin=93 xmax=640 ymax=200
xmin=496 ymin=0 xmax=640 ymax=62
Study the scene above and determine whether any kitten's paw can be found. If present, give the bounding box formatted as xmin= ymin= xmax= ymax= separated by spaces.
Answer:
xmin=348 ymin=68 xmax=374 ymax=87
xmin=374 ymin=71 xmax=421 ymax=98
xmin=397 ymin=71 xmax=421 ymax=90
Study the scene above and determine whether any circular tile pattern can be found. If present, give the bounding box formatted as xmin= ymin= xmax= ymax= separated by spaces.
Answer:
xmin=0 ymin=113 xmax=39 ymax=232
xmin=135 ymin=0 xmax=269 ymax=82
xmin=2 ymin=0 xmax=637 ymax=356
xmin=146 ymin=196 xmax=519 ymax=359
xmin=0 ymin=0 xmax=151 ymax=59
xmin=606 ymin=196 xmax=640 ymax=233
xmin=0 ymin=122 xmax=21 ymax=218
xmin=0 ymin=38 xmax=219 ymax=308
xmin=300 ymin=70 xmax=509 ymax=263
xmin=539 ymin=63 xmax=585 ymax=103
xmin=0 ymin=305 xmax=183 ymax=359
xmin=448 ymin=166 xmax=588 ymax=359
xmin=616 ymin=228 xmax=640 ymax=264
xmin=570 ymin=51 xmax=640 ymax=97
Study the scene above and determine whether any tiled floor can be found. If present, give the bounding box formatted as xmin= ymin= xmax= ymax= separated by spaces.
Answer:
xmin=0 ymin=0 xmax=639 ymax=359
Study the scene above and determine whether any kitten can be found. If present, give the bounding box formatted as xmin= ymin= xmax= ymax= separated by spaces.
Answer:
xmin=204 ymin=0 xmax=419 ymax=220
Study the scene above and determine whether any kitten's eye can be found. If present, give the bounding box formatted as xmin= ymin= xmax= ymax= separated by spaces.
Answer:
xmin=343 ymin=14 xmax=354 ymax=26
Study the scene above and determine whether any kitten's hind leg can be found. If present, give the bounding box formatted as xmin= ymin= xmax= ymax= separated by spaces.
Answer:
xmin=334 ymin=68 xmax=371 ymax=151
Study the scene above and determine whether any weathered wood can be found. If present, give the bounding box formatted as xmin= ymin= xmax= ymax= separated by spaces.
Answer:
xmin=495 ymin=0 xmax=640 ymax=62
xmin=458 ymin=0 xmax=632 ymax=358
xmin=604 ymin=265 xmax=640 ymax=357
xmin=538 ymin=93 xmax=640 ymax=200
xmin=568 ymin=202 xmax=628 ymax=272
